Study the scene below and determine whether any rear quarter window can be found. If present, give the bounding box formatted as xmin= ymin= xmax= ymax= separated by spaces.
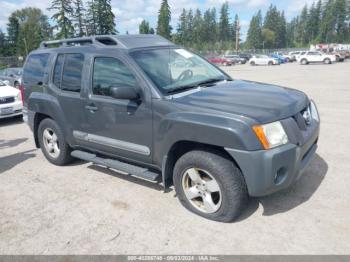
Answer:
xmin=23 ymin=53 xmax=50 ymax=84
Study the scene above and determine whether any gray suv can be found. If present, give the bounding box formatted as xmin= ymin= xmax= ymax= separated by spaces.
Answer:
xmin=23 ymin=35 xmax=320 ymax=222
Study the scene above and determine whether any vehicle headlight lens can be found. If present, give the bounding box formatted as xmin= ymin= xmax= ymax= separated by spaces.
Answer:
xmin=253 ymin=121 xmax=288 ymax=150
xmin=310 ymin=100 xmax=319 ymax=122
xmin=15 ymin=92 xmax=21 ymax=102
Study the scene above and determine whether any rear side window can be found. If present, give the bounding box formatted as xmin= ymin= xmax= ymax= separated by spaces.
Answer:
xmin=23 ymin=53 xmax=50 ymax=84
xmin=53 ymin=54 xmax=65 ymax=88
xmin=61 ymin=54 xmax=84 ymax=92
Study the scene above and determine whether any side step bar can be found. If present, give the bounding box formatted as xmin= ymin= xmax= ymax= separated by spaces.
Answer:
xmin=71 ymin=150 xmax=160 ymax=182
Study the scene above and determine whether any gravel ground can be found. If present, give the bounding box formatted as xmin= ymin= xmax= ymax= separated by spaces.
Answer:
xmin=0 ymin=61 xmax=349 ymax=254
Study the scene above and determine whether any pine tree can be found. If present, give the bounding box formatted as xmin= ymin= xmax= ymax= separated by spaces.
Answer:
xmin=48 ymin=0 xmax=74 ymax=39
xmin=6 ymin=14 xmax=20 ymax=55
xmin=157 ymin=0 xmax=172 ymax=39
xmin=139 ymin=20 xmax=151 ymax=34
xmin=320 ymin=0 xmax=337 ymax=43
xmin=86 ymin=0 xmax=97 ymax=35
xmin=72 ymin=0 xmax=86 ymax=37
xmin=218 ymin=1 xmax=231 ymax=48
xmin=192 ymin=9 xmax=203 ymax=49
xmin=176 ymin=9 xmax=187 ymax=45
xmin=246 ymin=10 xmax=263 ymax=49
xmin=297 ymin=5 xmax=309 ymax=46
xmin=96 ymin=0 xmax=116 ymax=35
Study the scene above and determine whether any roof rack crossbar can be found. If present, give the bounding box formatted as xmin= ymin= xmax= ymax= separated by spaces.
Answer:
xmin=40 ymin=36 xmax=118 ymax=49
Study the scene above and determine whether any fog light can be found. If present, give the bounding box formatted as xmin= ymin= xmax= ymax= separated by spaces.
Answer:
xmin=274 ymin=167 xmax=287 ymax=185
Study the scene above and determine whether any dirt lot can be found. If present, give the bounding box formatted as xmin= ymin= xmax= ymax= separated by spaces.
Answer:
xmin=1 ymin=62 xmax=350 ymax=254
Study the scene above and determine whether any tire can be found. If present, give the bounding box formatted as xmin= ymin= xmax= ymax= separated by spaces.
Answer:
xmin=38 ymin=118 xmax=73 ymax=166
xmin=324 ymin=58 xmax=331 ymax=64
xmin=250 ymin=61 xmax=255 ymax=66
xmin=268 ymin=61 xmax=273 ymax=66
xmin=301 ymin=59 xmax=308 ymax=65
xmin=173 ymin=150 xmax=248 ymax=222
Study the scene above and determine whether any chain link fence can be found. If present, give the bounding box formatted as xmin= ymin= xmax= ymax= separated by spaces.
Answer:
xmin=0 ymin=56 xmax=25 ymax=70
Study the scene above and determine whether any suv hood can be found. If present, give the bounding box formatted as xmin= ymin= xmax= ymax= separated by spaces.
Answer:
xmin=171 ymin=80 xmax=309 ymax=123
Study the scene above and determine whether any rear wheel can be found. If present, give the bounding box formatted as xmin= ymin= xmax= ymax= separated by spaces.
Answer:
xmin=250 ymin=61 xmax=256 ymax=66
xmin=173 ymin=150 xmax=248 ymax=222
xmin=324 ymin=58 xmax=331 ymax=64
xmin=38 ymin=118 xmax=73 ymax=166
xmin=268 ymin=61 xmax=273 ymax=66
xmin=301 ymin=59 xmax=308 ymax=65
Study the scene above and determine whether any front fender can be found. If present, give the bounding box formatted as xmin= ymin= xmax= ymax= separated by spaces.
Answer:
xmin=153 ymin=111 xmax=262 ymax=166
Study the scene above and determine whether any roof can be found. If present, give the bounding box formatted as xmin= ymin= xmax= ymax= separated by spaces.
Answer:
xmin=39 ymin=34 xmax=175 ymax=51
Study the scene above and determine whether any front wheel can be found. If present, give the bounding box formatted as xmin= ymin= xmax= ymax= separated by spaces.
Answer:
xmin=38 ymin=118 xmax=74 ymax=166
xmin=250 ymin=61 xmax=256 ymax=66
xmin=173 ymin=150 xmax=248 ymax=222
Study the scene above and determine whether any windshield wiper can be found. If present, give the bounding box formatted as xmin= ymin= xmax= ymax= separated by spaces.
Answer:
xmin=166 ymin=78 xmax=227 ymax=95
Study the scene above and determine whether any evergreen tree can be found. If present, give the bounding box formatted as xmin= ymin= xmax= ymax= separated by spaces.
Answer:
xmin=218 ymin=1 xmax=231 ymax=48
xmin=185 ymin=9 xmax=194 ymax=45
xmin=307 ymin=1 xmax=322 ymax=43
xmin=96 ymin=0 xmax=116 ymax=34
xmin=6 ymin=14 xmax=20 ymax=55
xmin=139 ymin=20 xmax=153 ymax=34
xmin=72 ymin=0 xmax=86 ymax=37
xmin=320 ymin=0 xmax=337 ymax=43
xmin=297 ymin=5 xmax=309 ymax=45
xmin=157 ymin=0 xmax=172 ymax=39
xmin=86 ymin=0 xmax=116 ymax=35
xmin=86 ymin=0 xmax=97 ymax=35
xmin=192 ymin=9 xmax=203 ymax=49
xmin=245 ymin=10 xmax=263 ymax=49
xmin=48 ymin=0 xmax=75 ymax=39
xmin=176 ymin=9 xmax=187 ymax=45
xmin=334 ymin=0 xmax=348 ymax=42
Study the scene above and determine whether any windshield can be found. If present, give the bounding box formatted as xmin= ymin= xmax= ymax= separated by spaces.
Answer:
xmin=130 ymin=48 xmax=229 ymax=94
xmin=8 ymin=68 xmax=22 ymax=76
xmin=0 ymin=81 xmax=6 ymax=86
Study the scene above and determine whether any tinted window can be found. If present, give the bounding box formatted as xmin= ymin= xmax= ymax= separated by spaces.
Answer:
xmin=93 ymin=57 xmax=136 ymax=97
xmin=61 ymin=54 xmax=84 ymax=92
xmin=53 ymin=54 xmax=65 ymax=88
xmin=23 ymin=53 xmax=50 ymax=84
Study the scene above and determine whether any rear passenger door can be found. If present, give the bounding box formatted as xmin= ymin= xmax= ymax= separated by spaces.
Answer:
xmin=51 ymin=53 xmax=87 ymax=138
xmin=80 ymin=56 xmax=153 ymax=164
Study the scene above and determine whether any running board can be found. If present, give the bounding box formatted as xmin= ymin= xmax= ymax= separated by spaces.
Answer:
xmin=71 ymin=150 xmax=160 ymax=182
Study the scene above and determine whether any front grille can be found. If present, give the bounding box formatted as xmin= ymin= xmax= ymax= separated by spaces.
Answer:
xmin=293 ymin=104 xmax=312 ymax=131
xmin=0 ymin=96 xmax=15 ymax=105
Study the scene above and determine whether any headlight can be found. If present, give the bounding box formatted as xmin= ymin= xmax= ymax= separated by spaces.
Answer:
xmin=253 ymin=121 xmax=288 ymax=150
xmin=15 ymin=92 xmax=21 ymax=102
xmin=310 ymin=100 xmax=319 ymax=122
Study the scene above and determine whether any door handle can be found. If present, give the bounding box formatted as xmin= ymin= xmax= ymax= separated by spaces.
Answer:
xmin=85 ymin=104 xmax=98 ymax=112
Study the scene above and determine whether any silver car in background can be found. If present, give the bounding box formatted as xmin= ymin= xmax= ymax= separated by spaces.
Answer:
xmin=0 ymin=67 xmax=23 ymax=88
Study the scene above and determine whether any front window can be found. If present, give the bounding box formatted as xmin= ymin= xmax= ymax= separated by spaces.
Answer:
xmin=130 ymin=48 xmax=229 ymax=95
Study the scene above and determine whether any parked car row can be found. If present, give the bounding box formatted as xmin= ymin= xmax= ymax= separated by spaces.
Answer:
xmin=0 ymin=80 xmax=23 ymax=120
xmin=0 ymin=67 xmax=23 ymax=88
xmin=207 ymin=49 xmax=348 ymax=67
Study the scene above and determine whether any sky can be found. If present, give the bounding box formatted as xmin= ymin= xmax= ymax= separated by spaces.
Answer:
xmin=0 ymin=0 xmax=317 ymax=39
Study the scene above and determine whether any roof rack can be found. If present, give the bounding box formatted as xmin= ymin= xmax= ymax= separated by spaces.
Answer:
xmin=40 ymin=36 xmax=120 ymax=49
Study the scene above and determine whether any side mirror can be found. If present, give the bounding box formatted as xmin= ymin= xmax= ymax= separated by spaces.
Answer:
xmin=111 ymin=85 xmax=140 ymax=100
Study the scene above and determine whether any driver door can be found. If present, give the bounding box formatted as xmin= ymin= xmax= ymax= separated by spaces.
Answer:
xmin=80 ymin=56 xmax=153 ymax=164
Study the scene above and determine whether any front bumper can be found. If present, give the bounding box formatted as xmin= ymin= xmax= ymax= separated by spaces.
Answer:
xmin=0 ymin=101 xmax=23 ymax=119
xmin=226 ymin=120 xmax=319 ymax=197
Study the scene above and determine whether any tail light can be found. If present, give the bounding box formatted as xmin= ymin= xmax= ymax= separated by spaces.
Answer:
xmin=19 ymin=84 xmax=24 ymax=105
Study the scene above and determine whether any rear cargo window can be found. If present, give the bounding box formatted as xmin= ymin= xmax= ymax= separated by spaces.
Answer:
xmin=61 ymin=53 xmax=84 ymax=93
xmin=23 ymin=53 xmax=50 ymax=84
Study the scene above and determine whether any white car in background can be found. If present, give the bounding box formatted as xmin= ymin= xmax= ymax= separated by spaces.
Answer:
xmin=297 ymin=51 xmax=337 ymax=65
xmin=249 ymin=55 xmax=280 ymax=66
xmin=0 ymin=80 xmax=23 ymax=120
